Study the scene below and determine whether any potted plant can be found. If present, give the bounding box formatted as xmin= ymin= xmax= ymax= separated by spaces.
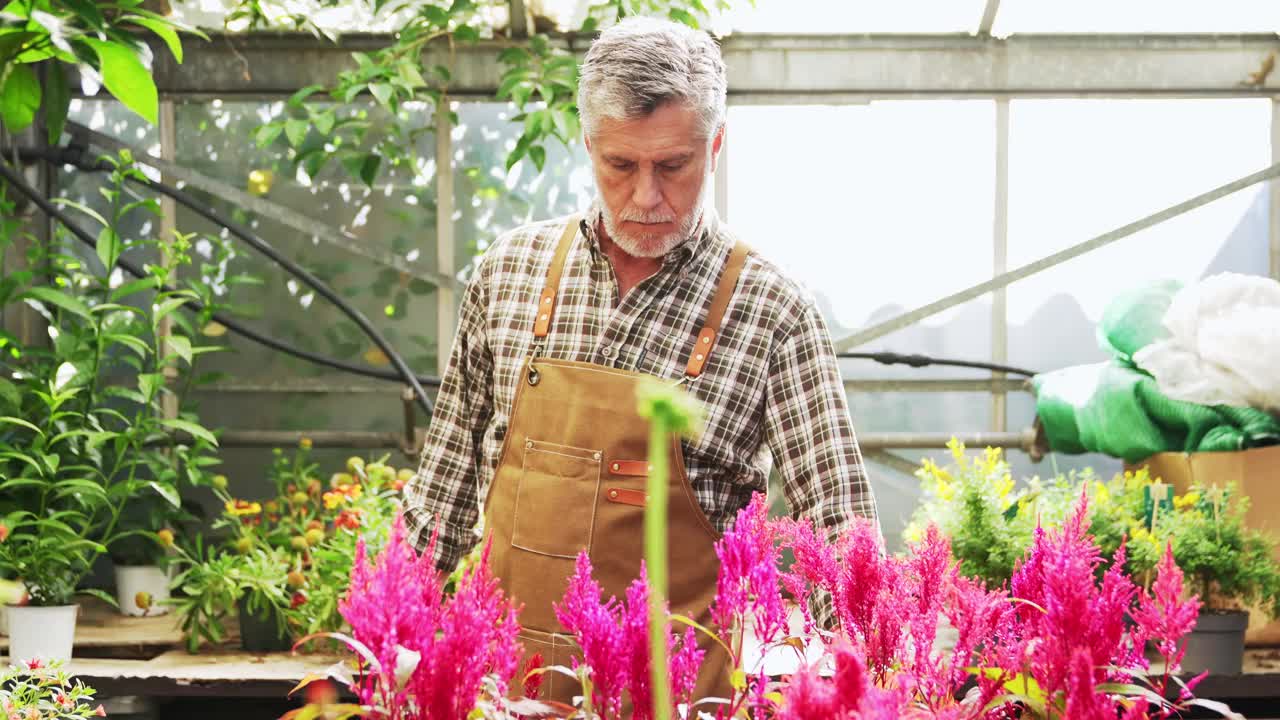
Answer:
xmin=0 ymin=152 xmax=226 ymax=654
xmin=0 ymin=658 xmax=106 ymax=719
xmin=1133 ymin=484 xmax=1280 ymax=675
xmin=169 ymin=445 xmax=403 ymax=652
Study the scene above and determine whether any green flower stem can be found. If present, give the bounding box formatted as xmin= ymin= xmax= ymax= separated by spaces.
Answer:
xmin=645 ymin=419 xmax=673 ymax=720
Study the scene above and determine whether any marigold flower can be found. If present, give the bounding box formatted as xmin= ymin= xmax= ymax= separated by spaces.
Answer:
xmin=287 ymin=571 xmax=306 ymax=589
xmin=322 ymin=491 xmax=345 ymax=510
xmin=225 ymin=499 xmax=262 ymax=517
xmin=305 ymin=528 xmax=325 ymax=547
xmin=335 ymin=509 xmax=362 ymax=531
xmin=299 ymin=437 xmax=313 ymax=450
xmin=0 ymin=523 xmax=8 ymax=542
xmin=156 ymin=528 xmax=175 ymax=547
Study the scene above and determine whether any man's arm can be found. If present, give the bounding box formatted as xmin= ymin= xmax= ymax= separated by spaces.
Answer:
xmin=764 ymin=303 xmax=877 ymax=535
xmin=403 ymin=260 xmax=494 ymax=573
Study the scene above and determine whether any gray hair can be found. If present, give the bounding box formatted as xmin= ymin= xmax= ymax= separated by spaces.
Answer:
xmin=577 ymin=16 xmax=727 ymax=142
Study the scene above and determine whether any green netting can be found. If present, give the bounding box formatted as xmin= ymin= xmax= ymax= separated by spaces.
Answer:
xmin=1033 ymin=280 xmax=1280 ymax=462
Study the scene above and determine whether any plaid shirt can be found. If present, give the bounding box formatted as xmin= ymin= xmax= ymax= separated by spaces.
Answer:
xmin=404 ymin=201 xmax=878 ymax=571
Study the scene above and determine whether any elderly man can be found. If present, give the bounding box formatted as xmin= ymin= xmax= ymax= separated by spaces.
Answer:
xmin=404 ymin=16 xmax=877 ymax=703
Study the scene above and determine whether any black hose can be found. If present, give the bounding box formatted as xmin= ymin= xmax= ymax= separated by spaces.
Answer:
xmin=0 ymin=157 xmax=440 ymax=411
xmin=837 ymin=351 xmax=1037 ymax=378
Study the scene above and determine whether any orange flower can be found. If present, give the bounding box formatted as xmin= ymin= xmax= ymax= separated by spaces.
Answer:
xmin=335 ymin=509 xmax=362 ymax=531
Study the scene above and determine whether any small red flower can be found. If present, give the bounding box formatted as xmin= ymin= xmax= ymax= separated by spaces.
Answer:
xmin=522 ymin=652 xmax=544 ymax=700
xmin=94 ymin=704 xmax=107 ymax=717
xmin=291 ymin=591 xmax=308 ymax=609
xmin=24 ymin=658 xmax=42 ymax=670
xmin=335 ymin=509 xmax=362 ymax=531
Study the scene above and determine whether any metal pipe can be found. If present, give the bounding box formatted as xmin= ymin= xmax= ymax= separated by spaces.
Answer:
xmin=857 ymin=429 xmax=1041 ymax=454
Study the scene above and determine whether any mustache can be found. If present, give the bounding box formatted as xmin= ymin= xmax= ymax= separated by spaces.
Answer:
xmin=618 ymin=208 xmax=676 ymax=224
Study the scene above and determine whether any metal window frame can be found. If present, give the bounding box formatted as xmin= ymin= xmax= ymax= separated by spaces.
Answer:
xmin=131 ymin=29 xmax=1280 ymax=456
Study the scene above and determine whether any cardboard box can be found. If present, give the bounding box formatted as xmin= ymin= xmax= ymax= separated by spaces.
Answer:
xmin=1127 ymin=445 xmax=1280 ymax=646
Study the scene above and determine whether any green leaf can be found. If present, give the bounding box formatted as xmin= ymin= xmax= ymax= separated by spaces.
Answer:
xmin=0 ymin=416 xmax=43 ymax=435
xmin=668 ymin=7 xmax=698 ymax=27
xmin=453 ymin=25 xmax=479 ymax=43
xmin=97 ymin=227 xmax=122 ymax=270
xmin=341 ymin=152 xmax=381 ymax=187
xmin=160 ymin=418 xmax=217 ymax=446
xmin=498 ymin=47 xmax=529 ymax=65
xmin=55 ymin=478 xmax=108 ymax=502
xmin=528 ymin=144 xmax=546 ymax=172
xmin=127 ymin=15 xmax=183 ymax=63
xmin=369 ymin=83 xmax=392 ymax=107
xmin=77 ymin=587 xmax=120 ymax=609
xmin=44 ymin=63 xmax=70 ymax=144
xmin=23 ymin=286 xmax=91 ymax=319
xmin=284 ymin=118 xmax=310 ymax=148
xmin=110 ymin=276 xmax=159 ymax=302
xmin=420 ymin=5 xmax=448 ymax=24
xmin=312 ymin=109 xmax=336 ymax=136
xmin=288 ymin=84 xmax=325 ymax=107
xmin=0 ymin=63 xmax=40 ymax=131
xmin=138 ymin=372 xmax=164 ymax=400
xmin=255 ymin=122 xmax=284 ymax=148
xmin=152 ymin=296 xmax=189 ymax=322
xmin=83 ymin=38 xmax=158 ymax=125
xmin=166 ymin=335 xmax=192 ymax=364
xmin=149 ymin=480 xmax=181 ymax=508
xmin=0 ymin=378 xmax=19 ymax=413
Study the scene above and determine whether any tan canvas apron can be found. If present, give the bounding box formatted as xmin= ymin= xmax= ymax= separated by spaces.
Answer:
xmin=482 ymin=217 xmax=750 ymax=708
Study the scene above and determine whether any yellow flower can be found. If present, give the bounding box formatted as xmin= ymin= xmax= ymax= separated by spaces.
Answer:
xmin=996 ymin=474 xmax=1014 ymax=500
xmin=1174 ymin=491 xmax=1200 ymax=510
xmin=225 ymin=500 xmax=262 ymax=516
xmin=322 ymin=491 xmax=345 ymax=510
xmin=299 ymin=437 xmax=313 ymax=450
xmin=946 ymin=437 xmax=966 ymax=462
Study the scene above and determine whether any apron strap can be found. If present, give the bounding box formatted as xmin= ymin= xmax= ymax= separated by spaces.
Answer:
xmin=684 ymin=240 xmax=751 ymax=378
xmin=532 ymin=216 xmax=582 ymax=339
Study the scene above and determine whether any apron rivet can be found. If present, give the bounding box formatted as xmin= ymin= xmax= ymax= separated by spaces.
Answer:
xmin=611 ymin=462 xmax=619 ymax=471
xmin=702 ymin=336 xmax=710 ymax=344
xmin=609 ymin=490 xmax=618 ymax=498
xmin=525 ymin=440 xmax=534 ymax=449
xmin=593 ymin=452 xmax=602 ymax=461
xmin=696 ymin=353 xmax=704 ymax=361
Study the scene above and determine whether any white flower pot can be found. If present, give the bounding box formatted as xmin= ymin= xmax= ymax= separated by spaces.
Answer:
xmin=114 ymin=565 xmax=171 ymax=617
xmin=7 ymin=605 xmax=77 ymax=662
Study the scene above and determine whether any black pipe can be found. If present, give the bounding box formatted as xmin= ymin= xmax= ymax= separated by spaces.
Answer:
xmin=838 ymin=351 xmax=1036 ymax=378
xmin=0 ymin=157 xmax=440 ymax=412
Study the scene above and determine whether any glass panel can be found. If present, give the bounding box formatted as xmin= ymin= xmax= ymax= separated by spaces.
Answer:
xmin=1006 ymin=99 xmax=1271 ymax=373
xmin=995 ymin=0 xmax=1280 ymax=34
xmin=727 ymin=101 xmax=996 ymax=377
xmin=452 ymin=102 xmax=594 ymax=272
xmin=720 ymin=0 xmax=987 ymax=34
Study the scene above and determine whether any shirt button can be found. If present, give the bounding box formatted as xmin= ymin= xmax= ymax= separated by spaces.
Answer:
xmin=600 ymin=345 xmax=615 ymax=359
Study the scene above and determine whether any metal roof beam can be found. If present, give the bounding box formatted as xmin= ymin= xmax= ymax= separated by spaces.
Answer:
xmin=145 ymin=33 xmax=1280 ymax=99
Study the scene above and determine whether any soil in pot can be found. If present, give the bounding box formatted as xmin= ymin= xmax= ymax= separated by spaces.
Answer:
xmin=237 ymin=599 xmax=292 ymax=653
xmin=1181 ymin=609 xmax=1248 ymax=676
xmin=7 ymin=604 xmax=78 ymax=662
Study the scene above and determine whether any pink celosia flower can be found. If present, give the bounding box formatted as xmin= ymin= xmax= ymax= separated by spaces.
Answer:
xmin=1130 ymin=542 xmax=1201 ymax=671
xmin=711 ymin=493 xmax=787 ymax=646
xmin=339 ymin=515 xmax=520 ymax=720
xmin=555 ymin=555 xmax=704 ymax=720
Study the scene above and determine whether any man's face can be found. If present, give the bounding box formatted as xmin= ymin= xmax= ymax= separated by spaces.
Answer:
xmin=586 ymin=102 xmax=723 ymax=259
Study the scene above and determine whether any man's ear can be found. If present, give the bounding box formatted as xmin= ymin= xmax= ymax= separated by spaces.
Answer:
xmin=584 ymin=132 xmax=592 ymax=153
xmin=710 ymin=124 xmax=725 ymax=172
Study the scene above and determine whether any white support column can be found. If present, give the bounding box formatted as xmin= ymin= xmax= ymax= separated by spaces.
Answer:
xmin=436 ymin=100 xmax=456 ymax=376
xmin=159 ymin=99 xmax=179 ymax=421
xmin=991 ymin=99 xmax=1010 ymax=432
xmin=1271 ymin=99 xmax=1280 ymax=281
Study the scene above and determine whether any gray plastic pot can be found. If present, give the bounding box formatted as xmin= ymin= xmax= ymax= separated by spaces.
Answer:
xmin=1181 ymin=609 xmax=1248 ymax=676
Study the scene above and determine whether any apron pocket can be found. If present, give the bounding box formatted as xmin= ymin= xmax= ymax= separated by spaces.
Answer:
xmin=512 ymin=439 xmax=603 ymax=558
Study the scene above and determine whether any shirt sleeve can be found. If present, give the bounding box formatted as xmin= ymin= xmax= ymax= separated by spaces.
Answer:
xmin=763 ymin=302 xmax=879 ymax=626
xmin=403 ymin=258 xmax=494 ymax=573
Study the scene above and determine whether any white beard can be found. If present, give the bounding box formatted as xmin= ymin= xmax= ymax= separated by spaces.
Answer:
xmin=598 ymin=175 xmax=710 ymax=259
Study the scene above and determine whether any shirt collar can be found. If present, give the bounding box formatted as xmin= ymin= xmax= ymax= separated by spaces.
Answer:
xmin=580 ymin=198 xmax=720 ymax=270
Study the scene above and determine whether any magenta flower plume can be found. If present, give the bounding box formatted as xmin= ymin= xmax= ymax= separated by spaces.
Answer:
xmin=1131 ymin=542 xmax=1201 ymax=671
xmin=1063 ymin=649 xmax=1115 ymax=720
xmin=339 ymin=515 xmax=521 ymax=720
xmin=1009 ymin=495 xmax=1140 ymax=700
xmin=711 ymin=493 xmax=787 ymax=646
xmin=556 ymin=555 xmax=703 ymax=720
xmin=555 ymin=553 xmax=628 ymax=719
xmin=774 ymin=515 xmax=839 ymax=634
xmin=777 ymin=645 xmax=906 ymax=720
